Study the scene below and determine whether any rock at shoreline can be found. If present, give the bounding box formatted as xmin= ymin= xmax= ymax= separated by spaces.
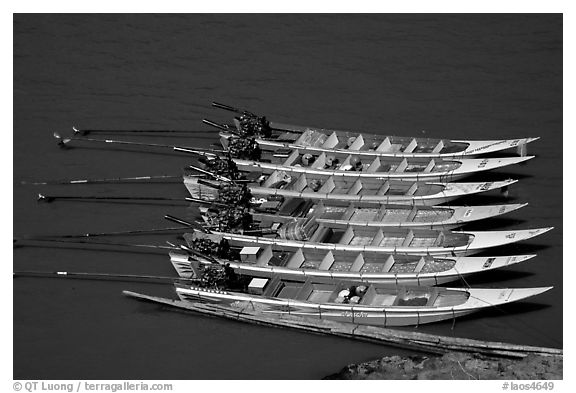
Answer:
xmin=325 ymin=352 xmax=562 ymax=380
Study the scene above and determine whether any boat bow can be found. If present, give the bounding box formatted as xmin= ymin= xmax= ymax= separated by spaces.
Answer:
xmin=428 ymin=179 xmax=518 ymax=201
xmin=464 ymin=286 xmax=553 ymax=309
xmin=450 ymin=156 xmax=534 ymax=178
xmin=460 ymin=227 xmax=553 ymax=251
xmin=452 ymin=255 xmax=536 ymax=275
xmin=457 ymin=137 xmax=540 ymax=157
xmin=449 ymin=203 xmax=528 ymax=224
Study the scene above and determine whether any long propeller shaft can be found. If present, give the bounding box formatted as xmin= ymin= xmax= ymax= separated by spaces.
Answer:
xmin=16 ymin=225 xmax=190 ymax=240
xmin=37 ymin=194 xmax=190 ymax=203
xmin=22 ymin=174 xmax=184 ymax=186
xmin=54 ymin=132 xmax=223 ymax=156
xmin=73 ymin=127 xmax=215 ymax=135
xmin=14 ymin=237 xmax=179 ymax=251
xmin=13 ymin=270 xmax=197 ymax=284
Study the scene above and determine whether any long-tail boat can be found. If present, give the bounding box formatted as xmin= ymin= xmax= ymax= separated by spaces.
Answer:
xmin=207 ymin=102 xmax=539 ymax=159
xmin=173 ymin=277 xmax=551 ymax=327
xmin=184 ymin=173 xmax=517 ymax=207
xmin=197 ymin=201 xmax=527 ymax=230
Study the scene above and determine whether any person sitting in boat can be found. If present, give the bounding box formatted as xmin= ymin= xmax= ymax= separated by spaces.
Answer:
xmin=217 ymin=238 xmax=231 ymax=258
xmin=256 ymin=116 xmax=272 ymax=138
xmin=238 ymin=184 xmax=253 ymax=206
xmin=248 ymin=138 xmax=262 ymax=161
xmin=218 ymin=238 xmax=240 ymax=260
xmin=224 ymin=262 xmax=238 ymax=285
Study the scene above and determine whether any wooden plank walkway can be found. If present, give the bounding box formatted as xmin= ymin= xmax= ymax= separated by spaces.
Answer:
xmin=123 ymin=290 xmax=562 ymax=359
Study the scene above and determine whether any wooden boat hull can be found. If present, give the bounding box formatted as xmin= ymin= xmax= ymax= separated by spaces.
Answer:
xmin=200 ymin=203 xmax=528 ymax=230
xmin=170 ymin=251 xmax=536 ymax=286
xmin=219 ymin=126 xmax=539 ymax=158
xmin=174 ymin=284 xmax=552 ymax=327
xmin=183 ymin=176 xmax=517 ymax=206
xmin=231 ymin=155 xmax=533 ymax=182
xmin=207 ymin=227 xmax=553 ymax=257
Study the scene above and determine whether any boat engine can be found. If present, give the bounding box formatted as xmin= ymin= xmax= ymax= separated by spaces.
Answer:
xmin=206 ymin=206 xmax=254 ymax=233
xmin=238 ymin=114 xmax=272 ymax=138
xmin=228 ymin=137 xmax=262 ymax=160
xmin=217 ymin=184 xmax=253 ymax=207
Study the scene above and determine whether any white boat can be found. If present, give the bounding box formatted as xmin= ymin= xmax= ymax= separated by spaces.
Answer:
xmin=201 ymin=226 xmax=552 ymax=257
xmin=173 ymin=278 xmax=552 ymax=327
xmin=184 ymin=174 xmax=517 ymax=207
xmin=221 ymin=147 xmax=533 ymax=182
xmin=199 ymin=202 xmax=527 ymax=230
xmin=208 ymin=102 xmax=539 ymax=158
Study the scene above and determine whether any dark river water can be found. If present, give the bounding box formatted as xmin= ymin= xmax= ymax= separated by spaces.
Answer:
xmin=13 ymin=14 xmax=562 ymax=379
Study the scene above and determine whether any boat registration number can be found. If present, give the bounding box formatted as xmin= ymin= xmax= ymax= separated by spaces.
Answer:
xmin=341 ymin=311 xmax=369 ymax=318
xmin=483 ymin=258 xmax=495 ymax=268
xmin=478 ymin=182 xmax=494 ymax=191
